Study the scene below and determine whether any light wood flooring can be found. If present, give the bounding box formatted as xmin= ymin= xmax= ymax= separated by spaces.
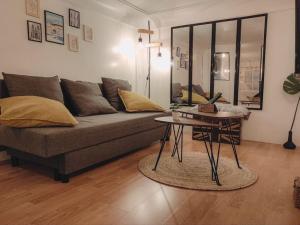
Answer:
xmin=0 ymin=132 xmax=299 ymax=225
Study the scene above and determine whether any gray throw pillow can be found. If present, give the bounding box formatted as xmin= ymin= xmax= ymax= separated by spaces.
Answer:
xmin=172 ymin=83 xmax=183 ymax=99
xmin=193 ymin=84 xmax=205 ymax=97
xmin=2 ymin=73 xmax=64 ymax=103
xmin=61 ymin=79 xmax=117 ymax=116
xmin=101 ymin=77 xmax=131 ymax=111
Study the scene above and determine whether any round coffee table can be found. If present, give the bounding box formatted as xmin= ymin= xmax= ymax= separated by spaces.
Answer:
xmin=154 ymin=111 xmax=245 ymax=186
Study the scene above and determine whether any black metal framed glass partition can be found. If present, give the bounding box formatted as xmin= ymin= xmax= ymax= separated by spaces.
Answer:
xmin=170 ymin=14 xmax=268 ymax=110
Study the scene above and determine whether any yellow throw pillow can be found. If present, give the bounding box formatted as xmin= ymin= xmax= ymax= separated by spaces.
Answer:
xmin=118 ymin=89 xmax=165 ymax=112
xmin=181 ymin=90 xmax=209 ymax=104
xmin=0 ymin=96 xmax=78 ymax=128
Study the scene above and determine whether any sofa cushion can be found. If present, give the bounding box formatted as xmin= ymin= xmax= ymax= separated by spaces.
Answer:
xmin=193 ymin=84 xmax=205 ymax=97
xmin=118 ymin=89 xmax=165 ymax=112
xmin=102 ymin=77 xmax=131 ymax=111
xmin=0 ymin=96 xmax=78 ymax=128
xmin=0 ymin=80 xmax=8 ymax=99
xmin=60 ymin=79 xmax=117 ymax=116
xmin=2 ymin=73 xmax=64 ymax=103
xmin=0 ymin=111 xmax=170 ymax=157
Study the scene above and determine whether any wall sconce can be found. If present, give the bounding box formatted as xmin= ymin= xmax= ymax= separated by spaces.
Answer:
xmin=137 ymin=28 xmax=163 ymax=56
xmin=144 ymin=42 xmax=163 ymax=57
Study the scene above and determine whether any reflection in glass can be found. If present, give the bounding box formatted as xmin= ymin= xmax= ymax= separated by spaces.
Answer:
xmin=172 ymin=27 xmax=190 ymax=104
xmin=239 ymin=17 xmax=265 ymax=109
xmin=213 ymin=52 xmax=230 ymax=80
xmin=214 ymin=21 xmax=237 ymax=104
xmin=192 ymin=24 xmax=212 ymax=102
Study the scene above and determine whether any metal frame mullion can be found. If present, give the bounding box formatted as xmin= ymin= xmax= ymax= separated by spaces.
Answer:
xmin=234 ymin=19 xmax=242 ymax=105
xmin=210 ymin=22 xmax=216 ymax=99
xmin=188 ymin=26 xmax=194 ymax=106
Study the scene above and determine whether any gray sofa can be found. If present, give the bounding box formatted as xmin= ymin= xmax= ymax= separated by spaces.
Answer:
xmin=0 ymin=80 xmax=169 ymax=182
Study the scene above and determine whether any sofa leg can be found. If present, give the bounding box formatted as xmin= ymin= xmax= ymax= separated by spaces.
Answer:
xmin=54 ymin=169 xmax=61 ymax=181
xmin=11 ymin=156 xmax=20 ymax=167
xmin=60 ymin=174 xmax=70 ymax=183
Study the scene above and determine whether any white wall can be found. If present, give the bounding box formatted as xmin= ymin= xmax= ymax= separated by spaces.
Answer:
xmin=0 ymin=0 xmax=137 ymax=85
xmin=150 ymin=1 xmax=299 ymax=145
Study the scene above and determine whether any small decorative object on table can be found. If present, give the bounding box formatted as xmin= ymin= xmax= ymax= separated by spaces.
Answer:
xmin=170 ymin=103 xmax=181 ymax=121
xmin=198 ymin=92 xmax=223 ymax=113
xmin=170 ymin=103 xmax=180 ymax=110
xmin=294 ymin=177 xmax=300 ymax=208
xmin=172 ymin=111 xmax=181 ymax=122
xmin=198 ymin=104 xmax=217 ymax=113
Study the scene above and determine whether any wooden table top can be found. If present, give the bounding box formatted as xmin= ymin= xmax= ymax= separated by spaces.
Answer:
xmin=155 ymin=116 xmax=218 ymax=127
xmin=175 ymin=107 xmax=244 ymax=120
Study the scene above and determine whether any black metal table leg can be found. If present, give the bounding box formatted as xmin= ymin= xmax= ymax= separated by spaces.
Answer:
xmin=180 ymin=125 xmax=183 ymax=162
xmin=153 ymin=124 xmax=171 ymax=171
xmin=215 ymin=121 xmax=223 ymax=171
xmin=200 ymin=126 xmax=221 ymax=186
xmin=225 ymin=120 xmax=242 ymax=169
xmin=171 ymin=125 xmax=182 ymax=157
xmin=171 ymin=125 xmax=184 ymax=163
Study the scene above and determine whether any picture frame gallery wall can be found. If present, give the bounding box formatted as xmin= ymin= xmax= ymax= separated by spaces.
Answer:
xmin=24 ymin=0 xmax=93 ymax=52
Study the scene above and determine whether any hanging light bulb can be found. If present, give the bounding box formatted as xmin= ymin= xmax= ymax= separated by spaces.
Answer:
xmin=157 ymin=43 xmax=162 ymax=57
xmin=158 ymin=47 xmax=162 ymax=57
xmin=138 ymin=34 xmax=143 ymax=43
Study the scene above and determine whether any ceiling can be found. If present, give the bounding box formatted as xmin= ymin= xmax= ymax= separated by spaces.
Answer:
xmin=117 ymin=0 xmax=215 ymax=14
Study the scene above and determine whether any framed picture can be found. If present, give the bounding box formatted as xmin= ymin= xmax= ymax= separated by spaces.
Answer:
xmin=69 ymin=9 xmax=80 ymax=29
xmin=180 ymin=53 xmax=187 ymax=68
xmin=213 ymin=52 xmax=230 ymax=81
xmin=44 ymin=10 xmax=64 ymax=45
xmin=68 ymin=34 xmax=79 ymax=52
xmin=27 ymin=20 xmax=42 ymax=42
xmin=176 ymin=47 xmax=181 ymax=57
xmin=26 ymin=0 xmax=40 ymax=18
xmin=83 ymin=25 xmax=93 ymax=42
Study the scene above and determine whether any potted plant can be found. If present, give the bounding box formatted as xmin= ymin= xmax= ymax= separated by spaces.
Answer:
xmin=283 ymin=73 xmax=300 ymax=149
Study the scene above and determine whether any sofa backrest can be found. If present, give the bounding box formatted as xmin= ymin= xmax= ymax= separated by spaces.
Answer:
xmin=0 ymin=80 xmax=8 ymax=99
xmin=0 ymin=79 xmax=104 ymax=100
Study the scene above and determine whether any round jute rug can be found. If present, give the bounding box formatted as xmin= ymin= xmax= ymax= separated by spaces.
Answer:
xmin=138 ymin=152 xmax=258 ymax=191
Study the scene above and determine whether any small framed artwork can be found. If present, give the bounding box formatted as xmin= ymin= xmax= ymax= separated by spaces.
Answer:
xmin=69 ymin=9 xmax=80 ymax=29
xmin=26 ymin=0 xmax=40 ymax=18
xmin=68 ymin=34 xmax=79 ymax=52
xmin=44 ymin=10 xmax=64 ymax=45
xmin=180 ymin=53 xmax=187 ymax=68
xmin=83 ymin=25 xmax=93 ymax=42
xmin=27 ymin=20 xmax=42 ymax=42
xmin=176 ymin=47 xmax=181 ymax=57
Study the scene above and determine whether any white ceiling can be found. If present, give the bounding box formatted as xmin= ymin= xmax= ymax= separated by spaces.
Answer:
xmin=117 ymin=0 xmax=216 ymax=14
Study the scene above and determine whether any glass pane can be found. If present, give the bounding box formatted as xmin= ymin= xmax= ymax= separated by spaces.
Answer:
xmin=214 ymin=21 xmax=237 ymax=104
xmin=193 ymin=24 xmax=212 ymax=102
xmin=239 ymin=17 xmax=265 ymax=109
xmin=172 ymin=27 xmax=190 ymax=104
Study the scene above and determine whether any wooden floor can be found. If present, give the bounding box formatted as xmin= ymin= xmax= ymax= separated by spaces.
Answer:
xmin=0 ymin=132 xmax=300 ymax=225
